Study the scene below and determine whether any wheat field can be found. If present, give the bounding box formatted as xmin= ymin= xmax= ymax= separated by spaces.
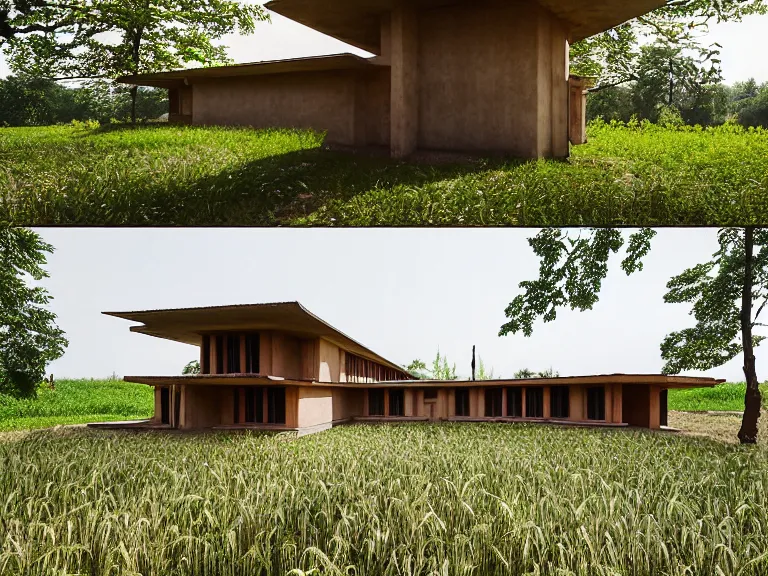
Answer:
xmin=1 ymin=423 xmax=767 ymax=576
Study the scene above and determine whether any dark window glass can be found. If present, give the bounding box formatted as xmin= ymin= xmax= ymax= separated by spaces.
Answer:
xmin=201 ymin=335 xmax=210 ymax=374
xmin=234 ymin=388 xmax=241 ymax=423
xmin=660 ymin=389 xmax=668 ymax=426
xmin=160 ymin=387 xmax=170 ymax=425
xmin=267 ymin=387 xmax=286 ymax=424
xmin=389 ymin=389 xmax=405 ymax=416
xmin=526 ymin=387 xmax=544 ymax=418
xmin=455 ymin=388 xmax=470 ymax=416
xmin=244 ymin=388 xmax=255 ymax=423
xmin=369 ymin=389 xmax=385 ymax=416
xmin=550 ymin=386 xmax=570 ymax=419
xmin=506 ymin=387 xmax=523 ymax=417
xmin=245 ymin=334 xmax=260 ymax=373
xmin=587 ymin=386 xmax=606 ymax=420
xmin=227 ymin=335 xmax=241 ymax=374
xmin=424 ymin=389 xmax=438 ymax=400
xmin=484 ymin=388 xmax=503 ymax=417
xmin=215 ymin=335 xmax=224 ymax=374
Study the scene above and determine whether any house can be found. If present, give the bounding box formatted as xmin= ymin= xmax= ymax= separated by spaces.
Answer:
xmin=116 ymin=0 xmax=664 ymax=159
xmin=98 ymin=301 xmax=722 ymax=435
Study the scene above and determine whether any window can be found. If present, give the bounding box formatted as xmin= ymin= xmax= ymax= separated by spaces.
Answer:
xmin=227 ymin=335 xmax=241 ymax=373
xmin=369 ymin=389 xmax=385 ymax=416
xmin=389 ymin=389 xmax=405 ymax=416
xmin=550 ymin=386 xmax=569 ymax=419
xmin=484 ymin=388 xmax=502 ymax=417
xmin=587 ymin=386 xmax=605 ymax=420
xmin=242 ymin=387 xmax=264 ymax=423
xmin=660 ymin=389 xmax=668 ymax=426
xmin=424 ymin=389 xmax=438 ymax=400
xmin=201 ymin=335 xmax=210 ymax=374
xmin=245 ymin=334 xmax=260 ymax=373
xmin=215 ymin=335 xmax=224 ymax=374
xmin=160 ymin=387 xmax=170 ymax=425
xmin=506 ymin=387 xmax=523 ymax=417
xmin=345 ymin=353 xmax=409 ymax=383
xmin=526 ymin=387 xmax=544 ymax=418
xmin=267 ymin=387 xmax=286 ymax=424
xmin=234 ymin=388 xmax=241 ymax=423
xmin=455 ymin=388 xmax=470 ymax=416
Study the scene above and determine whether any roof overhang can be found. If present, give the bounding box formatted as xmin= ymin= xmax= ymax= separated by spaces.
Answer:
xmin=115 ymin=53 xmax=382 ymax=88
xmin=124 ymin=373 xmax=723 ymax=389
xmin=104 ymin=301 xmax=408 ymax=376
xmin=264 ymin=0 xmax=667 ymax=53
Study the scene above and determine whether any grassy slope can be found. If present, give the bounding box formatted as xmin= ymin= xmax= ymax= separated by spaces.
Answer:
xmin=0 ymin=379 xmax=153 ymax=431
xmin=668 ymin=382 xmax=768 ymax=412
xmin=2 ymin=121 xmax=767 ymax=226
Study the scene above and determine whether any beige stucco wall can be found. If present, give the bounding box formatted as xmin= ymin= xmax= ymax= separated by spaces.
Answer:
xmin=332 ymin=387 xmax=365 ymax=422
xmin=297 ymin=386 xmax=334 ymax=431
xmin=414 ymin=0 xmax=569 ymax=157
xmin=318 ymin=339 xmax=341 ymax=382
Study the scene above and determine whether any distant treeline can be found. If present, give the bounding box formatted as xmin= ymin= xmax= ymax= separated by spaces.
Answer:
xmin=0 ymin=76 xmax=168 ymax=127
xmin=588 ymin=77 xmax=768 ymax=128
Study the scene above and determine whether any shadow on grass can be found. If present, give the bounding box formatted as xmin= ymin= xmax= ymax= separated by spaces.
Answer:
xmin=137 ymin=146 xmax=516 ymax=226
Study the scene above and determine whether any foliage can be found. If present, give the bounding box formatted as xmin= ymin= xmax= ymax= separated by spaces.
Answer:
xmin=475 ymin=357 xmax=495 ymax=380
xmin=669 ymin=381 xmax=768 ymax=411
xmin=182 ymin=360 xmax=200 ymax=375
xmin=513 ymin=368 xmax=560 ymax=379
xmin=2 ymin=424 xmax=768 ymax=574
xmin=0 ymin=378 xmax=153 ymax=431
xmin=661 ymin=228 xmax=768 ymax=374
xmin=499 ymin=228 xmax=656 ymax=337
xmin=0 ymin=76 xmax=168 ymax=126
xmin=0 ymin=228 xmax=67 ymax=398
xmin=405 ymin=359 xmax=428 ymax=379
xmin=431 ymin=350 xmax=457 ymax=380
xmin=2 ymin=122 xmax=768 ymax=226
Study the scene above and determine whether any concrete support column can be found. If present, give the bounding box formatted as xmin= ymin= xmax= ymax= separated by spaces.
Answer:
xmin=390 ymin=3 xmax=419 ymax=158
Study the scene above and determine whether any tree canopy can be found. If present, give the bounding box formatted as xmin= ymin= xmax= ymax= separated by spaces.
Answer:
xmin=0 ymin=227 xmax=67 ymax=398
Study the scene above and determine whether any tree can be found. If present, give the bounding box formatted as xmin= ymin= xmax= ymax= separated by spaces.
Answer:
xmin=571 ymin=0 xmax=765 ymax=91
xmin=0 ymin=227 xmax=67 ymax=397
xmin=431 ymin=350 xmax=457 ymax=380
xmin=3 ymin=1 xmax=268 ymax=122
xmin=476 ymin=357 xmax=495 ymax=380
xmin=405 ymin=359 xmax=429 ymax=379
xmin=499 ymin=228 xmax=765 ymax=444
xmin=182 ymin=360 xmax=200 ymax=375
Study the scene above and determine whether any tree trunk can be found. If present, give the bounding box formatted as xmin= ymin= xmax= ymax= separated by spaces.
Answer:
xmin=130 ymin=85 xmax=138 ymax=124
xmin=738 ymin=226 xmax=761 ymax=444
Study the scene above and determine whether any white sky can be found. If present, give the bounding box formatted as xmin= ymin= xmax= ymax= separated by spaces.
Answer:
xmin=1 ymin=10 xmax=767 ymax=83
xmin=36 ymin=228 xmax=761 ymax=383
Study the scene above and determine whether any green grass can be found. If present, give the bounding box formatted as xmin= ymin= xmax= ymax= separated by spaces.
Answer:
xmin=0 ymin=378 xmax=153 ymax=431
xmin=1 ymin=424 xmax=767 ymax=575
xmin=668 ymin=381 xmax=768 ymax=412
xmin=2 ymin=120 xmax=767 ymax=226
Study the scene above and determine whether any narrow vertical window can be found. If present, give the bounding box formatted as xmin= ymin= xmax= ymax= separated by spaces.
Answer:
xmin=215 ymin=335 xmax=224 ymax=374
xmin=201 ymin=335 xmax=210 ymax=374
xmin=455 ymin=388 xmax=470 ymax=416
xmin=389 ymin=389 xmax=405 ymax=416
xmin=368 ymin=389 xmax=385 ymax=416
xmin=506 ymin=387 xmax=523 ymax=417
xmin=525 ymin=387 xmax=544 ymax=418
xmin=587 ymin=386 xmax=606 ymax=420
xmin=484 ymin=388 xmax=502 ymax=417
xmin=234 ymin=388 xmax=241 ymax=424
xmin=550 ymin=386 xmax=570 ymax=419
xmin=245 ymin=333 xmax=260 ymax=373
xmin=660 ymin=389 xmax=668 ymax=427
xmin=267 ymin=387 xmax=286 ymax=424
xmin=245 ymin=387 xmax=255 ymax=423
xmin=227 ymin=335 xmax=241 ymax=374
xmin=160 ymin=387 xmax=170 ymax=425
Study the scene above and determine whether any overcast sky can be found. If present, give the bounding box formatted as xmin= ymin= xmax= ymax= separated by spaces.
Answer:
xmin=1 ymin=10 xmax=767 ymax=83
xmin=35 ymin=228 xmax=761 ymax=383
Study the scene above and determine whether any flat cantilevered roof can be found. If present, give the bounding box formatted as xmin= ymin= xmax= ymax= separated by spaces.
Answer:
xmin=104 ymin=301 xmax=408 ymax=375
xmin=123 ymin=373 xmax=723 ymax=388
xmin=115 ymin=53 xmax=382 ymax=88
xmin=265 ymin=0 xmax=667 ymax=52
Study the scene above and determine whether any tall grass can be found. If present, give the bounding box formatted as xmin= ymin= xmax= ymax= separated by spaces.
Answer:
xmin=1 ymin=424 xmax=767 ymax=575
xmin=0 ymin=379 xmax=153 ymax=431
xmin=669 ymin=382 xmax=768 ymax=412
xmin=2 ymin=121 xmax=767 ymax=226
